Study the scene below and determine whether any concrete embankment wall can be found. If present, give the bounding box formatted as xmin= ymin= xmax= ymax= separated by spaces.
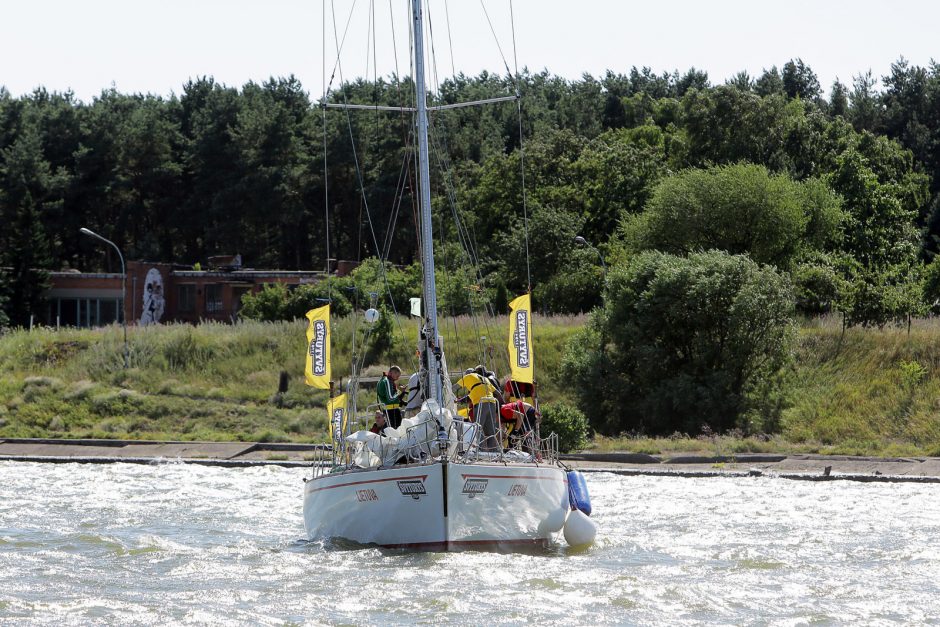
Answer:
xmin=4 ymin=438 xmax=940 ymax=483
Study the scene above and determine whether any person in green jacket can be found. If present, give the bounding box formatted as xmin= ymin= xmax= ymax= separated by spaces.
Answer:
xmin=377 ymin=365 xmax=406 ymax=429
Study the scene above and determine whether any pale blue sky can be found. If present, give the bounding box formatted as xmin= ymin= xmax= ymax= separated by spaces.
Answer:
xmin=1 ymin=0 xmax=936 ymax=102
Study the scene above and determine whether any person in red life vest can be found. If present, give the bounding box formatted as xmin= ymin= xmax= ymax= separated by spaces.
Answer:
xmin=369 ymin=410 xmax=387 ymax=435
xmin=499 ymin=400 xmax=540 ymax=448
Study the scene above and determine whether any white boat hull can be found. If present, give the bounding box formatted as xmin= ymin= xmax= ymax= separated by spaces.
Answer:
xmin=303 ymin=462 xmax=568 ymax=550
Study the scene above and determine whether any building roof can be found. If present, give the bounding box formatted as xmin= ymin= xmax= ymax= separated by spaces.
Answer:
xmin=171 ymin=270 xmax=326 ymax=279
xmin=49 ymin=271 xmax=123 ymax=279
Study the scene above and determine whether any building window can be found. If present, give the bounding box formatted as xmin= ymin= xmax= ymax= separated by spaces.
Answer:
xmin=178 ymin=284 xmax=196 ymax=313
xmin=205 ymin=284 xmax=224 ymax=313
xmin=50 ymin=297 xmax=121 ymax=328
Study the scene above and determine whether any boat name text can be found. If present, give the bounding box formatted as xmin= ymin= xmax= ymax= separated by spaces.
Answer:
xmin=507 ymin=484 xmax=527 ymax=496
xmin=356 ymin=489 xmax=378 ymax=502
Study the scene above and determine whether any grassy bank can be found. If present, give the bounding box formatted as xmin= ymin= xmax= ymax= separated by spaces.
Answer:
xmin=3 ymin=315 xmax=940 ymax=456
xmin=0 ymin=315 xmax=581 ymax=442
xmin=601 ymin=316 xmax=940 ymax=458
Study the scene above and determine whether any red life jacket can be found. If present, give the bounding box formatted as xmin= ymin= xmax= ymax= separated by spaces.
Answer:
xmin=499 ymin=400 xmax=526 ymax=422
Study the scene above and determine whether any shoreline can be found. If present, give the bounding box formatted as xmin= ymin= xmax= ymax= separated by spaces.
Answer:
xmin=3 ymin=438 xmax=940 ymax=483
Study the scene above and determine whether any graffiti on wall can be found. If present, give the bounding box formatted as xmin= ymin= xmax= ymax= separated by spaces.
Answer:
xmin=140 ymin=268 xmax=165 ymax=325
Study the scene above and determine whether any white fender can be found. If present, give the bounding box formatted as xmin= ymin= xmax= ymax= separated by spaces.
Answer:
xmin=563 ymin=508 xmax=597 ymax=547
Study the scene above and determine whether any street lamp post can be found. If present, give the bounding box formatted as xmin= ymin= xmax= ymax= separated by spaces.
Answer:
xmin=80 ymin=228 xmax=128 ymax=369
xmin=574 ymin=235 xmax=607 ymax=273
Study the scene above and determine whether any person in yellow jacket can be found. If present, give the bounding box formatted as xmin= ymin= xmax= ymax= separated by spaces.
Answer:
xmin=377 ymin=366 xmax=406 ymax=429
xmin=456 ymin=366 xmax=503 ymax=451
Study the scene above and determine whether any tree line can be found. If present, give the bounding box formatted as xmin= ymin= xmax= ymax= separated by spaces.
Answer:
xmin=3 ymin=58 xmax=940 ymax=326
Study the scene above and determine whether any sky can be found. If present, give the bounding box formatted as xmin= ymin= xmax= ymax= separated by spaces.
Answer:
xmin=1 ymin=0 xmax=937 ymax=102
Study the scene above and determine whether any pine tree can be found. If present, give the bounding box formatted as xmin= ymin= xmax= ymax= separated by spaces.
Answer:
xmin=5 ymin=192 xmax=52 ymax=327
xmin=0 ymin=129 xmax=54 ymax=327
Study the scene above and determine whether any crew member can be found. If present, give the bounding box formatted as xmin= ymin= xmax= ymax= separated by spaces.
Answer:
xmin=456 ymin=367 xmax=501 ymax=451
xmin=377 ymin=365 xmax=406 ymax=429
xmin=499 ymin=400 xmax=541 ymax=452
xmin=500 ymin=400 xmax=540 ymax=433
xmin=370 ymin=410 xmax=388 ymax=435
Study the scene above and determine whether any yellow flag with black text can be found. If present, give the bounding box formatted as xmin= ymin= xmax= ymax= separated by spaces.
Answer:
xmin=508 ymin=293 xmax=534 ymax=384
xmin=304 ymin=304 xmax=331 ymax=388
xmin=327 ymin=393 xmax=348 ymax=441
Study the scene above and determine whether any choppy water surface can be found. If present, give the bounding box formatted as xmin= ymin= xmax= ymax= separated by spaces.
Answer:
xmin=1 ymin=462 xmax=939 ymax=625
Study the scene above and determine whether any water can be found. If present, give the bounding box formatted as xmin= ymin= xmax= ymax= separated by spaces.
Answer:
xmin=1 ymin=462 xmax=939 ymax=626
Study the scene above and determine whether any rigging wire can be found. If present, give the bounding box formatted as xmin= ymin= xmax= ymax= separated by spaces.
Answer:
xmin=328 ymin=0 xmax=416 ymax=372
xmin=322 ymin=0 xmax=331 ymax=302
xmin=509 ymin=0 xmax=532 ymax=292
xmin=324 ymin=0 xmax=359 ymax=95
xmin=443 ymin=0 xmax=457 ymax=78
xmin=479 ymin=0 xmax=514 ymax=77
xmin=427 ymin=122 xmax=490 ymax=365
xmin=422 ymin=0 xmax=490 ymax=365
xmin=324 ymin=0 xmax=532 ymax=381
xmin=379 ymin=0 xmax=413 ymax=263
xmin=426 ymin=0 xmax=534 ymax=373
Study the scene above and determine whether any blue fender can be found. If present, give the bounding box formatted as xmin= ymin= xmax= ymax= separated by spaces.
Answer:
xmin=566 ymin=470 xmax=592 ymax=517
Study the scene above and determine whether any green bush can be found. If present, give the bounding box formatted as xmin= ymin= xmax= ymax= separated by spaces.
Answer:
xmin=239 ymin=283 xmax=289 ymax=321
xmin=540 ymin=402 xmax=589 ymax=453
xmin=791 ymin=253 xmax=852 ymax=315
xmin=285 ymin=281 xmax=353 ymax=318
xmin=349 ymin=258 xmax=421 ymax=313
xmin=565 ymin=250 xmax=795 ymax=435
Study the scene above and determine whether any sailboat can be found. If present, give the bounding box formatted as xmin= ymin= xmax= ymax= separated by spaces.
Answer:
xmin=302 ymin=0 xmax=595 ymax=551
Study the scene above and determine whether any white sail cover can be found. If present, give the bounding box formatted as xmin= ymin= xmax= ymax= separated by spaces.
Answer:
xmin=346 ymin=399 xmax=453 ymax=468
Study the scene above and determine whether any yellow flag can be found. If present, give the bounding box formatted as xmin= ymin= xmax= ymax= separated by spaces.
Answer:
xmin=508 ymin=293 xmax=534 ymax=384
xmin=327 ymin=393 xmax=347 ymax=441
xmin=304 ymin=304 xmax=331 ymax=389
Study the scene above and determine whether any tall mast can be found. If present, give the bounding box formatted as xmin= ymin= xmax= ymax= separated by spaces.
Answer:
xmin=412 ymin=0 xmax=443 ymax=405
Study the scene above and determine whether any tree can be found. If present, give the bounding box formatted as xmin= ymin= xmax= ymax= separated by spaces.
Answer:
xmin=574 ymin=127 xmax=667 ymax=241
xmin=791 ymin=252 xmax=853 ymax=315
xmin=782 ymin=58 xmax=822 ymax=101
xmin=367 ymin=304 xmax=395 ymax=360
xmin=727 ymin=71 xmax=754 ymax=92
xmin=830 ymin=80 xmax=850 ymax=117
xmin=625 ymin=164 xmax=843 ymax=269
xmin=533 ymin=248 xmax=605 ymax=314
xmin=0 ymin=128 xmax=55 ymax=327
xmin=755 ymin=66 xmax=785 ymax=96
xmin=849 ymin=71 xmax=882 ymax=132
xmin=830 ymin=150 xmax=919 ymax=270
xmin=828 ymin=150 xmax=925 ymax=326
xmin=563 ymin=251 xmax=795 ymax=435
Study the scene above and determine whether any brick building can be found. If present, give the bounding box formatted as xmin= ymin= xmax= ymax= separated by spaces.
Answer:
xmin=43 ymin=257 xmax=340 ymax=328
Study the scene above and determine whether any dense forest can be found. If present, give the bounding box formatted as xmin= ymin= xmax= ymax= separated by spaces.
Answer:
xmin=3 ymin=58 xmax=940 ymax=327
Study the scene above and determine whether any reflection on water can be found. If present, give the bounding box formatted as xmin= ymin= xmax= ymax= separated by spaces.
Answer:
xmin=1 ymin=461 xmax=939 ymax=625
